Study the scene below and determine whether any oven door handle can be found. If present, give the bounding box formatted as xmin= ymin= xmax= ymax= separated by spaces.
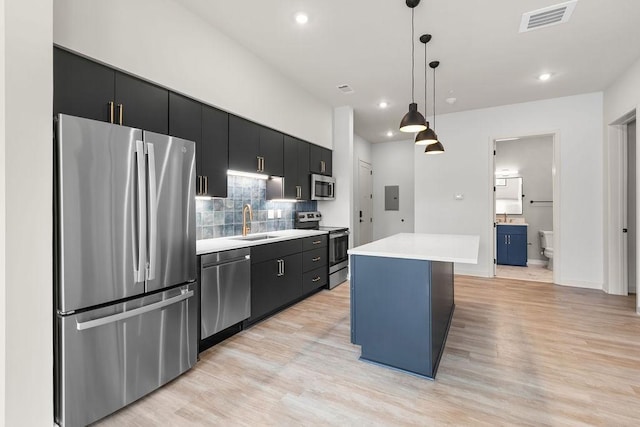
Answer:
xmin=330 ymin=231 xmax=350 ymax=239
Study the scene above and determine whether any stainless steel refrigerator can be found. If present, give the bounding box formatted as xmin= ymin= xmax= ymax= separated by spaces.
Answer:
xmin=54 ymin=114 xmax=198 ymax=427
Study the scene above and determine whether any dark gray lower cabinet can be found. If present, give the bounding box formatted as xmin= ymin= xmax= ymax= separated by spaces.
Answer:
xmin=247 ymin=239 xmax=303 ymax=324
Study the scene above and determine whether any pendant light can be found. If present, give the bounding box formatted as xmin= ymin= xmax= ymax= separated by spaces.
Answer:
xmin=415 ymin=34 xmax=438 ymax=146
xmin=399 ymin=0 xmax=427 ymax=133
xmin=425 ymin=60 xmax=445 ymax=154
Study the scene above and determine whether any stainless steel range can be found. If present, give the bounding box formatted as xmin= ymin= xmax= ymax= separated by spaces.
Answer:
xmin=295 ymin=211 xmax=349 ymax=289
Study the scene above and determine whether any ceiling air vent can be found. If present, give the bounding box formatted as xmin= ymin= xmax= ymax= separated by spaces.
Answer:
xmin=519 ymin=0 xmax=578 ymax=33
xmin=337 ymin=84 xmax=355 ymax=94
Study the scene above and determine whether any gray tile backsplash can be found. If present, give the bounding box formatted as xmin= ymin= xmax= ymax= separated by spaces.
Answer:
xmin=196 ymin=175 xmax=316 ymax=240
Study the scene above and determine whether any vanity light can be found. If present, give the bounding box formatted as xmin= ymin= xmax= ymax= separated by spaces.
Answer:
xmin=495 ymin=137 xmax=520 ymax=142
xmin=538 ymin=72 xmax=552 ymax=81
xmin=495 ymin=169 xmax=519 ymax=177
xmin=399 ymin=0 xmax=427 ymax=133
xmin=227 ymin=170 xmax=269 ymax=180
xmin=295 ymin=13 xmax=308 ymax=25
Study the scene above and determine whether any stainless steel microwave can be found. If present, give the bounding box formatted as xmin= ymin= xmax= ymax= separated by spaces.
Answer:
xmin=311 ymin=174 xmax=335 ymax=201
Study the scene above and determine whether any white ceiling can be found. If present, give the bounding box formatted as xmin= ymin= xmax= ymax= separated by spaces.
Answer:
xmin=175 ymin=0 xmax=640 ymax=143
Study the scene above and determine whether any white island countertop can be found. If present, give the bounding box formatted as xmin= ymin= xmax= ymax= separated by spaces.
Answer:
xmin=348 ymin=233 xmax=480 ymax=264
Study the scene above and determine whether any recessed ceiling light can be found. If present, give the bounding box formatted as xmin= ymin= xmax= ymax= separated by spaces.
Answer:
xmin=378 ymin=101 xmax=388 ymax=109
xmin=538 ymin=73 xmax=552 ymax=81
xmin=295 ymin=13 xmax=308 ymax=25
xmin=386 ymin=131 xmax=393 ymax=137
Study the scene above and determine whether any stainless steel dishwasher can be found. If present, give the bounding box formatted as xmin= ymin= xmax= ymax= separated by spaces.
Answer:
xmin=200 ymin=247 xmax=251 ymax=340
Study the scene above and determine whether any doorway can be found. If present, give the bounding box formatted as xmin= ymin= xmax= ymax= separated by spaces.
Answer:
xmin=492 ymin=133 xmax=558 ymax=284
xmin=358 ymin=160 xmax=373 ymax=245
xmin=626 ymin=120 xmax=637 ymax=294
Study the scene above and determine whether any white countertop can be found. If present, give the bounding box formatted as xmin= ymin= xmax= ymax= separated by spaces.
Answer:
xmin=497 ymin=222 xmax=528 ymax=226
xmin=196 ymin=229 xmax=327 ymax=255
xmin=348 ymin=233 xmax=480 ymax=264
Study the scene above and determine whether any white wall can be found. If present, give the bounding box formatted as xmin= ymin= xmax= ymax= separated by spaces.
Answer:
xmin=53 ymin=0 xmax=333 ymax=149
xmin=1 ymin=0 xmax=53 ymax=424
xmin=415 ymin=92 xmax=603 ymax=288
xmin=319 ymin=107 xmax=354 ymax=245
xmin=603 ymin=56 xmax=640 ymax=310
xmin=372 ymin=140 xmax=415 ymax=240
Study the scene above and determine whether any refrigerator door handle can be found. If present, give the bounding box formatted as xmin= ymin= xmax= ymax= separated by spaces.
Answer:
xmin=76 ymin=289 xmax=194 ymax=331
xmin=146 ymin=142 xmax=158 ymax=281
xmin=135 ymin=140 xmax=147 ymax=283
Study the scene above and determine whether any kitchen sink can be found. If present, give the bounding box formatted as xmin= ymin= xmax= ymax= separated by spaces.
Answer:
xmin=231 ymin=234 xmax=278 ymax=241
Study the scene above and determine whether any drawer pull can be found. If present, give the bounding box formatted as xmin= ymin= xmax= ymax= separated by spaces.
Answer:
xmin=312 ymin=240 xmax=322 ymax=245
xmin=312 ymin=276 xmax=321 ymax=282
xmin=312 ymin=257 xmax=321 ymax=262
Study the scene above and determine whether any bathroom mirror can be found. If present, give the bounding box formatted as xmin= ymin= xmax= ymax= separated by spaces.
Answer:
xmin=495 ymin=177 xmax=523 ymax=214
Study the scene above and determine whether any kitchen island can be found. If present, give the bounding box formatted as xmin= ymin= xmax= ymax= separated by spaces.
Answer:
xmin=349 ymin=233 xmax=479 ymax=379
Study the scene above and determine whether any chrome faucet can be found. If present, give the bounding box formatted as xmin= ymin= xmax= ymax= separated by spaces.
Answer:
xmin=242 ymin=204 xmax=253 ymax=236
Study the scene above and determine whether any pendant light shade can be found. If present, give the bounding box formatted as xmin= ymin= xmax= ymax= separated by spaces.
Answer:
xmin=415 ymin=34 xmax=438 ymax=146
xmin=415 ymin=126 xmax=438 ymax=145
xmin=424 ymin=140 xmax=445 ymax=154
xmin=399 ymin=0 xmax=427 ymax=133
xmin=400 ymin=103 xmax=427 ymax=133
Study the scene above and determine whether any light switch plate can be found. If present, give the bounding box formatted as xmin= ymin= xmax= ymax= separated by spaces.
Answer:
xmin=268 ymin=209 xmax=275 ymax=219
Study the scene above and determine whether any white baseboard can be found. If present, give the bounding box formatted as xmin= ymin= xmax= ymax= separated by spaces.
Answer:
xmin=557 ymin=279 xmax=603 ymax=291
xmin=527 ymin=259 xmax=547 ymax=266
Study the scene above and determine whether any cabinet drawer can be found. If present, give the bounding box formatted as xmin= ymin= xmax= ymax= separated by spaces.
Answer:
xmin=303 ymin=247 xmax=327 ymax=272
xmin=251 ymin=239 xmax=303 ymax=264
xmin=302 ymin=267 xmax=327 ymax=294
xmin=302 ymin=235 xmax=327 ymax=251
xmin=497 ymin=225 xmax=527 ymax=235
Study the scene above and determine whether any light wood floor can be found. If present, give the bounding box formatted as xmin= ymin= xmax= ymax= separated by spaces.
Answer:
xmin=496 ymin=263 xmax=553 ymax=282
xmin=95 ymin=277 xmax=640 ymax=426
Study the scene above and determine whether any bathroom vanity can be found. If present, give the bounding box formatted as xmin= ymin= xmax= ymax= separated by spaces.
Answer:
xmin=496 ymin=224 xmax=528 ymax=266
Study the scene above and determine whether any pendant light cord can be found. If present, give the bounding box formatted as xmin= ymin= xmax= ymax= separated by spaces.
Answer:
xmin=433 ymin=63 xmax=436 ymax=128
xmin=424 ymin=40 xmax=427 ymax=117
xmin=411 ymin=7 xmax=415 ymax=103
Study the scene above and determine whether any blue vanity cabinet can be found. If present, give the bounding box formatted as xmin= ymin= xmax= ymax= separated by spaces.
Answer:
xmin=497 ymin=225 xmax=527 ymax=266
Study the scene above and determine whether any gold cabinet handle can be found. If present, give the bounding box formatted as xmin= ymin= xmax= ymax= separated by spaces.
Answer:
xmin=312 ymin=257 xmax=321 ymax=262
xmin=257 ymin=156 xmax=261 ymax=172
xmin=118 ymin=104 xmax=124 ymax=125
xmin=205 ymin=176 xmax=209 ymax=195
xmin=109 ymin=101 xmax=115 ymax=123
xmin=312 ymin=276 xmax=321 ymax=282
xmin=312 ymin=240 xmax=322 ymax=245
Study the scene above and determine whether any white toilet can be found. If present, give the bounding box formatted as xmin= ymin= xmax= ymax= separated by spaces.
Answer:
xmin=539 ymin=230 xmax=553 ymax=270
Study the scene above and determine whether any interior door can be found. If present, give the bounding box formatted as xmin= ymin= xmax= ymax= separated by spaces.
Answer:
xmin=358 ymin=160 xmax=373 ymax=245
xmin=143 ymin=131 xmax=197 ymax=292
xmin=628 ymin=120 xmax=637 ymax=294
xmin=57 ymin=115 xmax=144 ymax=312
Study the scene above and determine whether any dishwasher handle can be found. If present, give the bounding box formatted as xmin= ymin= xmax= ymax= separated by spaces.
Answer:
xmin=202 ymin=253 xmax=250 ymax=269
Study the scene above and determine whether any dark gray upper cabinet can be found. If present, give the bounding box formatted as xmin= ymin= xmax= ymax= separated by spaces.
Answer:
xmin=309 ymin=144 xmax=332 ymax=176
xmin=229 ymin=115 xmax=284 ymax=176
xmin=169 ymin=93 xmax=228 ymax=198
xmin=115 ymin=73 xmax=168 ymax=135
xmin=169 ymin=92 xmax=202 ymax=170
xmin=201 ymin=105 xmax=229 ymax=197
xmin=54 ymin=48 xmax=168 ymax=135
xmin=259 ymin=127 xmax=283 ymax=177
xmin=229 ymin=115 xmax=261 ymax=173
xmin=54 ymin=47 xmax=115 ymax=122
xmin=284 ymin=136 xmax=310 ymax=200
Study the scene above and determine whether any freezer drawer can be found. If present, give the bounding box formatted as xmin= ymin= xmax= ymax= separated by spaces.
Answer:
xmin=55 ymin=283 xmax=197 ymax=427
